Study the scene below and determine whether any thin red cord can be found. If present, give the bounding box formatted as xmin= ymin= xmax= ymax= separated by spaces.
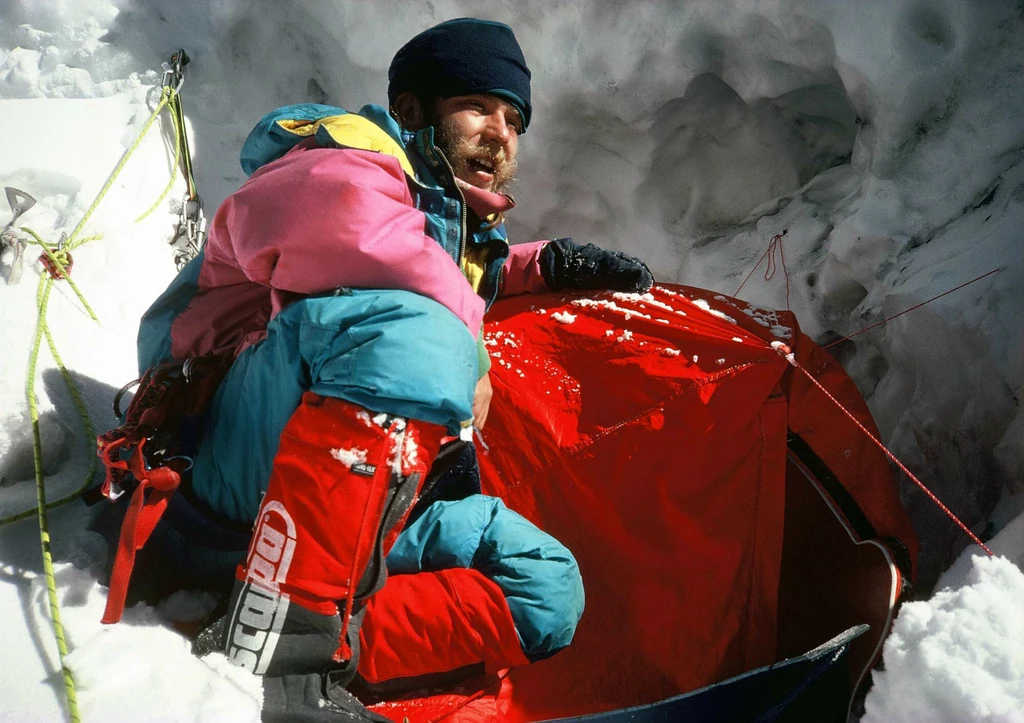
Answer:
xmin=735 ymin=246 xmax=772 ymax=297
xmin=771 ymin=343 xmax=993 ymax=556
xmin=825 ymin=268 xmax=1000 ymax=348
xmin=735 ymin=231 xmax=790 ymax=309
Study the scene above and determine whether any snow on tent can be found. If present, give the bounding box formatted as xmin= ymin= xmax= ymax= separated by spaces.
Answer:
xmin=361 ymin=284 xmax=918 ymax=722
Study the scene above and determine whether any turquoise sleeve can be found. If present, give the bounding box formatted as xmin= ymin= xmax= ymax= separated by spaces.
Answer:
xmin=386 ymin=495 xmax=585 ymax=660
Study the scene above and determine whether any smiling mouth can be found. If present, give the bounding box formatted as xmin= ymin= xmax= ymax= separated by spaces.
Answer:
xmin=468 ymin=158 xmax=495 ymax=174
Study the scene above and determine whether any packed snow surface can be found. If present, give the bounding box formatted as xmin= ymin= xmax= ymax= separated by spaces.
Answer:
xmin=1 ymin=0 xmax=1022 ymax=721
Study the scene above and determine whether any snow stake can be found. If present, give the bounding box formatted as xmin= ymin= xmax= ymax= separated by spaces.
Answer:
xmin=4 ymin=186 xmax=36 ymax=226
xmin=1 ymin=186 xmax=36 ymax=284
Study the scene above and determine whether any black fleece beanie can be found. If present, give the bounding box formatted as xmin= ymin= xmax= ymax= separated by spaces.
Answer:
xmin=388 ymin=18 xmax=532 ymax=131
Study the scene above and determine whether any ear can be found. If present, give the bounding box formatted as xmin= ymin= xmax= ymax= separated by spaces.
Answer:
xmin=392 ymin=92 xmax=426 ymax=130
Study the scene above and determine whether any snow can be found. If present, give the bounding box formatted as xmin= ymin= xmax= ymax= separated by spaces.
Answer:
xmin=330 ymin=447 xmax=368 ymax=468
xmin=691 ymin=298 xmax=738 ymax=324
xmin=0 ymin=0 xmax=1022 ymax=721
xmin=863 ymin=516 xmax=1024 ymax=723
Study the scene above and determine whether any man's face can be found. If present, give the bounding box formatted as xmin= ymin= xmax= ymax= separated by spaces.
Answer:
xmin=433 ymin=94 xmax=520 ymax=193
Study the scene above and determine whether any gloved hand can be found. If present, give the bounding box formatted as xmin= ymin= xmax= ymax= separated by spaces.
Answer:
xmin=540 ymin=238 xmax=654 ymax=293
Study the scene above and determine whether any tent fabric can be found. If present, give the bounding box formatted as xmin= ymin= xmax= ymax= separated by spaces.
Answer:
xmin=553 ymin=625 xmax=870 ymax=723
xmin=365 ymin=284 xmax=917 ymax=722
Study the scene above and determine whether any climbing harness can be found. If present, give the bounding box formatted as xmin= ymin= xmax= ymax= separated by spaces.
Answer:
xmin=96 ymin=352 xmax=233 ymax=624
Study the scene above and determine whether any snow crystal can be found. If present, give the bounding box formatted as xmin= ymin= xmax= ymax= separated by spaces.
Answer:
xmin=691 ymin=298 xmax=738 ymax=324
xmin=611 ymin=292 xmax=656 ymax=303
xmin=744 ymin=309 xmax=772 ymax=328
xmin=617 ymin=330 xmax=634 ymax=342
xmin=552 ymin=311 xmax=577 ymax=324
xmin=664 ymin=348 xmax=682 ymax=356
xmin=330 ymin=447 xmax=368 ymax=467
xmin=572 ymin=297 xmax=652 ymax=320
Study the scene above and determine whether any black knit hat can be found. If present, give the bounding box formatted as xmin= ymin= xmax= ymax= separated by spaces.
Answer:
xmin=388 ymin=18 xmax=532 ymax=131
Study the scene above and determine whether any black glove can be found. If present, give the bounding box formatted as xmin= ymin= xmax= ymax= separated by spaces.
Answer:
xmin=540 ymin=238 xmax=654 ymax=293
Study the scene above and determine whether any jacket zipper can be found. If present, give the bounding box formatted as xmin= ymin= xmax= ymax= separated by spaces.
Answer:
xmin=429 ymin=146 xmax=469 ymax=270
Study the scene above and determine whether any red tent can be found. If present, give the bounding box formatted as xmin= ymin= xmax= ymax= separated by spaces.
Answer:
xmin=369 ymin=284 xmax=917 ymax=722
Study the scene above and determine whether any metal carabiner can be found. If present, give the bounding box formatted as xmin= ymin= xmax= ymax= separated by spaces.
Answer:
xmin=171 ymin=194 xmax=206 ymax=269
xmin=161 ymin=62 xmax=184 ymax=93
xmin=161 ymin=50 xmax=189 ymax=93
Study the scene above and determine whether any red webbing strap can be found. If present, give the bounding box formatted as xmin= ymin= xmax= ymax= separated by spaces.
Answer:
xmin=96 ymin=366 xmax=174 ymax=498
xmin=101 ymin=440 xmax=182 ymax=624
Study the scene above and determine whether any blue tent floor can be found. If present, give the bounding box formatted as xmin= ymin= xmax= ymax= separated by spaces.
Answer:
xmin=553 ymin=625 xmax=868 ymax=723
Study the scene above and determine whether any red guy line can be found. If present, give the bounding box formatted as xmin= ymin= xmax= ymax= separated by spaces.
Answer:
xmin=825 ymin=269 xmax=1000 ymax=348
xmin=772 ymin=343 xmax=993 ymax=556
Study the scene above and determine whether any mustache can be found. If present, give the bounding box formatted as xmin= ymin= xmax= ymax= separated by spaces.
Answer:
xmin=435 ymin=119 xmax=517 ymax=190
xmin=461 ymin=144 xmax=517 ymax=186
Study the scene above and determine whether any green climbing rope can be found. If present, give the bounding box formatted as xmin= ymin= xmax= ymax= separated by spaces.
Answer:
xmin=27 ymin=275 xmax=82 ymax=723
xmin=0 ymin=233 xmax=103 ymax=528
xmin=135 ymin=87 xmax=183 ymax=224
xmin=0 ymin=81 xmax=178 ymax=531
xmin=1 ymin=70 xmax=191 ymax=723
xmin=67 ymin=85 xmax=177 ymax=244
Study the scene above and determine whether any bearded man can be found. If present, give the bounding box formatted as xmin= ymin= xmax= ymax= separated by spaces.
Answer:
xmin=124 ymin=17 xmax=653 ymax=720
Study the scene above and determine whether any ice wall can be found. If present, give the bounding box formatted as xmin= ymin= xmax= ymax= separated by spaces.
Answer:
xmin=2 ymin=0 xmax=1023 ymax=589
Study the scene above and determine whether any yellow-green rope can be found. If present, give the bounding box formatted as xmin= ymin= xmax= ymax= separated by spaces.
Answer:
xmin=0 ymin=83 xmax=174 ymax=528
xmin=2 ymin=80 xmax=186 ymax=723
xmin=0 ymin=234 xmax=103 ymax=528
xmin=66 ymin=85 xmax=176 ymax=246
xmin=28 ymin=276 xmax=81 ymax=723
xmin=135 ymin=87 xmax=183 ymax=224
xmin=21 ymin=228 xmax=99 ymax=321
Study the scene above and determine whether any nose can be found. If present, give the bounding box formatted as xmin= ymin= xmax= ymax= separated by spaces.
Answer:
xmin=482 ymin=110 xmax=512 ymax=148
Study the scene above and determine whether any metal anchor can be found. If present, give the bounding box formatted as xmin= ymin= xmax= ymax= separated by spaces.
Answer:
xmin=2 ymin=187 xmax=36 ymax=285
xmin=170 ymin=194 xmax=206 ymax=270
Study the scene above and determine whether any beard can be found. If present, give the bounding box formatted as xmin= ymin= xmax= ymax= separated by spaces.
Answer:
xmin=435 ymin=117 xmax=517 ymax=193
